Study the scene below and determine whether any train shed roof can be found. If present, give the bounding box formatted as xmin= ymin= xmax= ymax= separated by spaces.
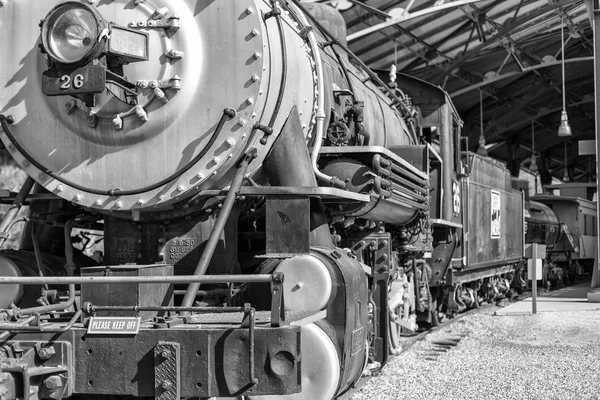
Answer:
xmin=321 ymin=0 xmax=595 ymax=182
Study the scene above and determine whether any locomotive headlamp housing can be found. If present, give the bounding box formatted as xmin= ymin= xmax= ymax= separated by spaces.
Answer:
xmin=41 ymin=1 xmax=107 ymax=66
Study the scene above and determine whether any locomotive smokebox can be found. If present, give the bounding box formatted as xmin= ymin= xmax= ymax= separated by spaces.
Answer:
xmin=0 ymin=0 xmax=317 ymax=211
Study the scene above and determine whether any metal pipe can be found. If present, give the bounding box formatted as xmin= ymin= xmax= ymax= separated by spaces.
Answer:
xmin=248 ymin=307 xmax=258 ymax=385
xmin=0 ymin=274 xmax=274 ymax=285
xmin=173 ymin=289 xmax=230 ymax=297
xmin=86 ymin=304 xmax=246 ymax=313
xmin=0 ymin=316 xmax=35 ymax=341
xmin=0 ymin=177 xmax=35 ymax=248
xmin=17 ymin=284 xmax=75 ymax=315
xmin=291 ymin=2 xmax=344 ymax=189
xmin=181 ymin=155 xmax=252 ymax=307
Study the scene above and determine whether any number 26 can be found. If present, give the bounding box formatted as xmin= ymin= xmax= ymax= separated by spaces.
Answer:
xmin=60 ymin=74 xmax=84 ymax=90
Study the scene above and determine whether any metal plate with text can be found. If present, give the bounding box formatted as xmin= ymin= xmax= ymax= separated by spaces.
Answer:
xmin=87 ymin=317 xmax=141 ymax=335
xmin=42 ymin=64 xmax=106 ymax=96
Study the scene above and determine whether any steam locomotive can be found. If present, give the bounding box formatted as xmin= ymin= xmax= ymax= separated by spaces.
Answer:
xmin=0 ymin=1 xmax=583 ymax=399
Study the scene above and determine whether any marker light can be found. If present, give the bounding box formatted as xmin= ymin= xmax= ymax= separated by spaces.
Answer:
xmin=41 ymin=2 xmax=106 ymax=65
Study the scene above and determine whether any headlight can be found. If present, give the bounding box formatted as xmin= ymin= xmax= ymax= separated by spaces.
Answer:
xmin=41 ymin=2 xmax=106 ymax=65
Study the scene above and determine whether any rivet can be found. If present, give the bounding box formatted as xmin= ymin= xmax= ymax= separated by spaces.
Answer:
xmin=74 ymin=194 xmax=82 ymax=202
xmin=136 ymin=80 xmax=149 ymax=88
xmin=136 ymin=199 xmax=145 ymax=206
xmin=137 ymin=21 xmax=146 ymax=27
xmin=228 ymin=154 xmax=233 ymax=159
xmin=239 ymin=119 xmax=247 ymax=126
xmin=212 ymin=156 xmax=221 ymax=164
xmin=158 ymin=194 xmax=165 ymax=200
xmin=116 ymin=201 xmax=123 ymax=209
xmin=246 ymin=97 xmax=254 ymax=105
xmin=22 ymin=160 xmax=29 ymax=167
xmin=56 ymin=185 xmax=64 ymax=193
xmin=7 ymin=144 xmax=14 ymax=152
xmin=251 ymin=113 xmax=256 ymax=118
xmin=245 ymin=7 xmax=254 ymax=14
xmin=177 ymin=185 xmax=185 ymax=192
xmin=212 ymin=171 xmax=218 ymax=176
xmin=196 ymin=172 xmax=204 ymax=179
xmin=250 ymin=28 xmax=259 ymax=36
xmin=259 ymin=90 xmax=263 ymax=95
xmin=253 ymin=52 xmax=261 ymax=59
xmin=225 ymin=137 xmax=236 ymax=148
xmin=251 ymin=75 xmax=259 ymax=82
xmin=38 ymin=173 xmax=46 ymax=181
xmin=148 ymin=20 xmax=156 ymax=27
xmin=94 ymin=200 xmax=102 ymax=206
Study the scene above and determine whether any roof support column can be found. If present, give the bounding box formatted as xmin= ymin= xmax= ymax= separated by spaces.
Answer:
xmin=589 ymin=0 xmax=600 ymax=289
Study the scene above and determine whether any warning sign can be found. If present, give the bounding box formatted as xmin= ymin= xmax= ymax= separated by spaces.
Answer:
xmin=491 ymin=190 xmax=501 ymax=239
xmin=87 ymin=317 xmax=140 ymax=335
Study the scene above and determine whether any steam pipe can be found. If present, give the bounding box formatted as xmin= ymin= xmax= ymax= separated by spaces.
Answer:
xmin=291 ymin=3 xmax=344 ymax=189
xmin=181 ymin=153 xmax=253 ymax=307
xmin=0 ymin=177 xmax=35 ymax=248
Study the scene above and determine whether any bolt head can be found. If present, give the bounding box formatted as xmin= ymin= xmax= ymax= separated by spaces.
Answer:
xmin=161 ymin=380 xmax=173 ymax=390
xmin=160 ymin=349 xmax=171 ymax=359
xmin=44 ymin=376 xmax=62 ymax=390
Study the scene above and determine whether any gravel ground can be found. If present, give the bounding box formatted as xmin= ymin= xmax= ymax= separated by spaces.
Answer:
xmin=351 ymin=307 xmax=600 ymax=400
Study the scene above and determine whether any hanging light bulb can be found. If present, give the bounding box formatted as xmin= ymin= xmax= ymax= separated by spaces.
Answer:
xmin=558 ymin=17 xmax=572 ymax=137
xmin=530 ymin=120 xmax=538 ymax=172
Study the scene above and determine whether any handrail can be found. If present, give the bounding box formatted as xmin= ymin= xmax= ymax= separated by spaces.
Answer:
xmin=0 ymin=274 xmax=276 ymax=285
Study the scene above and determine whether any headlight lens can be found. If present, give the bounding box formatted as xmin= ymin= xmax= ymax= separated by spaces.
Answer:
xmin=42 ymin=3 xmax=102 ymax=65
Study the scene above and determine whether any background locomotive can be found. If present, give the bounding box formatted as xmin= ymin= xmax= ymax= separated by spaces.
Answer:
xmin=0 ymin=1 xmax=592 ymax=399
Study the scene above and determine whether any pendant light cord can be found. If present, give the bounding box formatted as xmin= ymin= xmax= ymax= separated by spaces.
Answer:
xmin=561 ymin=17 xmax=566 ymax=112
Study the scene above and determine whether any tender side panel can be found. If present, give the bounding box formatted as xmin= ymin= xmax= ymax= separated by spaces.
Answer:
xmin=466 ymin=156 xmax=523 ymax=269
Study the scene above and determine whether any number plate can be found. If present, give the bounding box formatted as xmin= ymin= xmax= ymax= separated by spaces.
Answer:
xmin=42 ymin=64 xmax=106 ymax=96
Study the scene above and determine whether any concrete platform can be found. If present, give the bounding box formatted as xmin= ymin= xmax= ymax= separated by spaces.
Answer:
xmin=495 ymin=280 xmax=600 ymax=315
